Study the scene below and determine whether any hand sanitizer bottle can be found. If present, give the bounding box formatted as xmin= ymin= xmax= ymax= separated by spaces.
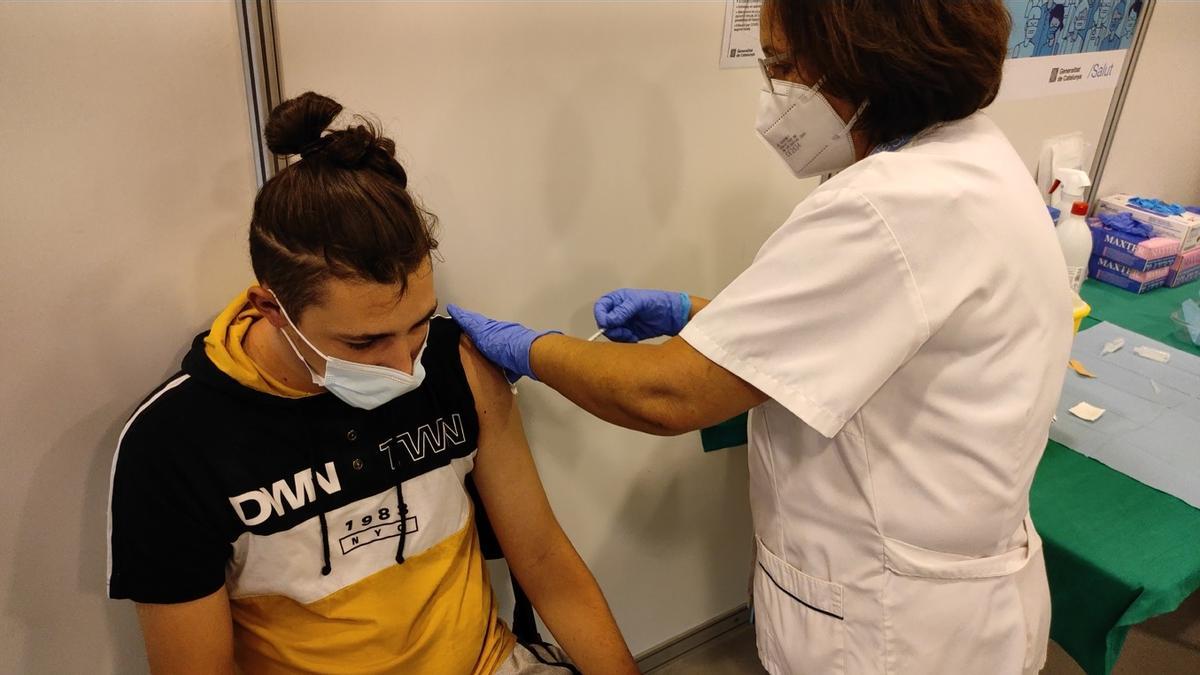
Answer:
xmin=1057 ymin=200 xmax=1093 ymax=293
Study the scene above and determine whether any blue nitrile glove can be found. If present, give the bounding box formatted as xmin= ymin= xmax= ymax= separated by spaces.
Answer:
xmin=593 ymin=288 xmax=692 ymax=343
xmin=1129 ymin=196 xmax=1185 ymax=217
xmin=447 ymin=305 xmax=560 ymax=383
xmin=1098 ymin=211 xmax=1152 ymax=239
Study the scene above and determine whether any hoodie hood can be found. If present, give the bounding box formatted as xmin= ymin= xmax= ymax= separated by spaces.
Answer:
xmin=196 ymin=288 xmax=315 ymax=399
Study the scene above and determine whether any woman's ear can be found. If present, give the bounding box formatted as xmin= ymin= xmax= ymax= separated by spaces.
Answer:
xmin=247 ymin=285 xmax=289 ymax=329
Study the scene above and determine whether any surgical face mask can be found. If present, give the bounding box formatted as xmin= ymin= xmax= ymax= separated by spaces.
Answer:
xmin=755 ymin=58 xmax=868 ymax=179
xmin=271 ymin=291 xmax=428 ymax=410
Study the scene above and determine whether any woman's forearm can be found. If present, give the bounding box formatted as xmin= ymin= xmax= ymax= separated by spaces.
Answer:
xmin=527 ymin=296 xmax=738 ymax=436
xmin=530 ymin=336 xmax=688 ymax=435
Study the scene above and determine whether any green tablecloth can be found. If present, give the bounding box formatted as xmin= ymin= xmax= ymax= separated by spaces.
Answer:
xmin=699 ymin=279 xmax=1200 ymax=674
xmin=1032 ymin=279 xmax=1200 ymax=675
xmin=1076 ymin=277 xmax=1200 ymax=355
xmin=1032 ymin=442 xmax=1200 ymax=674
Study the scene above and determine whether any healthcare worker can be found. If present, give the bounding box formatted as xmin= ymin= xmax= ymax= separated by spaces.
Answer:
xmin=449 ymin=1 xmax=1073 ymax=673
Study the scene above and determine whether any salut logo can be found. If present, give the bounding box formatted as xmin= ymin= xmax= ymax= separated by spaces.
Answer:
xmin=229 ymin=462 xmax=342 ymax=526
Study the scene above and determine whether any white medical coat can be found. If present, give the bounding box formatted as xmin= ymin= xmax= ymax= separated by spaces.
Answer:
xmin=680 ymin=112 xmax=1073 ymax=674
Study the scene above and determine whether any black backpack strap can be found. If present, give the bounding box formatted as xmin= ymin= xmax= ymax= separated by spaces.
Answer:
xmin=510 ymin=574 xmax=542 ymax=644
xmin=465 ymin=474 xmax=503 ymax=559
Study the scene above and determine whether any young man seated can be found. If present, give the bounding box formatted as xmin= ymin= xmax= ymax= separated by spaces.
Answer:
xmin=106 ymin=92 xmax=638 ymax=675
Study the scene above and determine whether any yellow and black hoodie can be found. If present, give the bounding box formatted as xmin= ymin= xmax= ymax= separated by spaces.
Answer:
xmin=107 ymin=293 xmax=516 ymax=673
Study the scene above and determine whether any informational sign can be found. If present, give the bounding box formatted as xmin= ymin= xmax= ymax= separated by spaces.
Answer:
xmin=719 ymin=0 xmax=763 ymax=69
xmin=997 ymin=0 xmax=1146 ymax=100
xmin=716 ymin=0 xmax=1144 ymax=96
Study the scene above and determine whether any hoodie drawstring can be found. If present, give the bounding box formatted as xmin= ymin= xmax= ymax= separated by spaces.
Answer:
xmin=394 ymin=356 xmax=436 ymax=564
xmin=313 ymin=440 xmax=410 ymax=574
xmin=318 ymin=511 xmax=332 ymax=576
xmin=310 ymin=432 xmax=334 ymax=576
xmin=395 ymin=482 xmax=409 ymax=564
xmin=311 ymin=338 xmax=437 ymax=575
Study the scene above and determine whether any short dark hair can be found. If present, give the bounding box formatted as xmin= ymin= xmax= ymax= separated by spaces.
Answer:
xmin=249 ymin=92 xmax=438 ymax=316
xmin=769 ymin=0 xmax=1011 ymax=148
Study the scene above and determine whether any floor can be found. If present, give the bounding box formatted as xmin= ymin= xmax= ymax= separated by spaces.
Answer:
xmin=646 ymin=593 xmax=1200 ymax=674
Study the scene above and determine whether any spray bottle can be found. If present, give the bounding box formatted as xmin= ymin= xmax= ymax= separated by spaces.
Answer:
xmin=1049 ymin=168 xmax=1093 ymax=213
xmin=1056 ymin=200 xmax=1093 ymax=293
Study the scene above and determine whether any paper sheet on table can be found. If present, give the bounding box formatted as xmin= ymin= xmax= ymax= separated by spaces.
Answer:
xmin=1049 ymin=322 xmax=1200 ymax=509
xmin=1069 ymin=402 xmax=1106 ymax=421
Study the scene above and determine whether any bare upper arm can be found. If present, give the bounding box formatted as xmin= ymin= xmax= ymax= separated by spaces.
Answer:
xmin=136 ymin=585 xmax=235 ymax=675
xmin=458 ymin=336 xmax=523 ymax=451
xmin=458 ymin=337 xmax=565 ymax=570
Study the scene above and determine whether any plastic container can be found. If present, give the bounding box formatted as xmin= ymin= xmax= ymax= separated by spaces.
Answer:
xmin=1072 ymin=293 xmax=1091 ymax=334
xmin=1057 ymin=201 xmax=1093 ymax=293
xmin=1170 ymin=310 xmax=1200 ymax=347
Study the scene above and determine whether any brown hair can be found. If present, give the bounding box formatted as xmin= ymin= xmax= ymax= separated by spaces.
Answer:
xmin=249 ymin=92 xmax=438 ymax=316
xmin=769 ymin=0 xmax=1011 ymax=147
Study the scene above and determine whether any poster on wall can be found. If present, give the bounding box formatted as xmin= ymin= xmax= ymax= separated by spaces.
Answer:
xmin=997 ymin=0 xmax=1146 ymax=101
xmin=719 ymin=0 xmax=763 ymax=69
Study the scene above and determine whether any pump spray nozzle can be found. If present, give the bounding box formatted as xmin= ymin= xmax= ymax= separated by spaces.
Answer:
xmin=1050 ymin=168 xmax=1092 ymax=210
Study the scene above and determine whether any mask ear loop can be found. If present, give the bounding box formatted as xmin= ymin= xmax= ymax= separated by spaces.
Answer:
xmin=804 ymin=76 xmax=830 ymax=105
xmin=805 ymin=75 xmax=866 ymax=118
xmin=758 ymin=58 xmax=777 ymax=94
xmin=811 ymin=77 xmax=864 ymax=114
xmin=279 ymin=328 xmax=324 ymax=383
xmin=268 ymin=289 xmax=327 ymax=382
xmin=835 ymin=94 xmax=873 ymax=144
xmin=807 ymin=77 xmax=869 ymax=141
xmin=269 ymin=290 xmax=332 ymax=360
xmin=845 ymin=99 xmax=870 ymax=129
xmin=815 ymin=96 xmax=872 ymax=182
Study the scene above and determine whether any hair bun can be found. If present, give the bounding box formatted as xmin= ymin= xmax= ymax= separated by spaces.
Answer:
xmin=264 ymin=91 xmax=342 ymax=156
xmin=322 ymin=125 xmax=376 ymax=167
xmin=264 ymin=92 xmax=408 ymax=185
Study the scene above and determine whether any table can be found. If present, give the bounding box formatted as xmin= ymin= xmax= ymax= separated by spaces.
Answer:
xmin=1074 ymin=277 xmax=1199 ymax=354
xmin=698 ymin=279 xmax=1200 ymax=674
xmin=1031 ymin=279 xmax=1200 ymax=675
